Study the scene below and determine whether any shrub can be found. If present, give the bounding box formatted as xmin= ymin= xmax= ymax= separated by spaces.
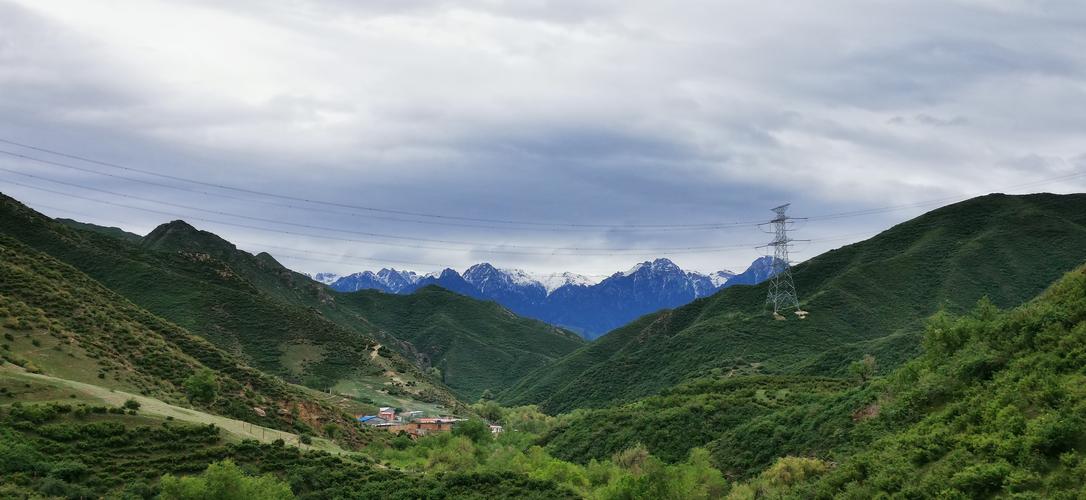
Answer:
xmin=123 ymin=399 xmax=141 ymax=411
xmin=452 ymin=419 xmax=492 ymax=444
xmin=158 ymin=459 xmax=294 ymax=499
xmin=184 ymin=369 xmax=218 ymax=403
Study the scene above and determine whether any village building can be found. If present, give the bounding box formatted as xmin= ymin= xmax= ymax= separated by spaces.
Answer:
xmin=385 ymin=417 xmax=464 ymax=437
xmin=357 ymin=415 xmax=389 ymax=426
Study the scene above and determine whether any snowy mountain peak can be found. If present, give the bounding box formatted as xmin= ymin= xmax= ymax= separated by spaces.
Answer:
xmin=311 ymin=272 xmax=340 ymax=285
xmin=622 ymin=258 xmax=682 ymax=277
xmin=463 ymin=263 xmax=595 ymax=296
xmin=534 ymin=272 xmax=596 ymax=294
xmin=707 ymin=270 xmax=737 ymax=287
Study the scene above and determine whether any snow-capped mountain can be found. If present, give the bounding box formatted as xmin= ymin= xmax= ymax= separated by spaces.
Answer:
xmin=310 ymin=272 xmax=340 ymax=285
xmin=535 ymin=272 xmax=596 ymax=294
xmin=321 ymin=257 xmax=775 ymax=340
xmin=328 ymin=268 xmax=421 ymax=293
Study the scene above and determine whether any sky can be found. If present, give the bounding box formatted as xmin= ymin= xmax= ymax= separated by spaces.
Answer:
xmin=1 ymin=0 xmax=1084 ymax=278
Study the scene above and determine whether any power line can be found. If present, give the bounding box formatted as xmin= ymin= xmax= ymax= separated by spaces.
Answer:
xmin=15 ymin=187 xmax=875 ymax=274
xmin=0 ymin=168 xmax=762 ymax=253
xmin=0 ymin=139 xmax=764 ymax=229
xmin=0 ymin=179 xmax=774 ymax=256
xmin=0 ymin=148 xmax=755 ymax=235
xmin=6 ymin=140 xmax=1084 ymax=234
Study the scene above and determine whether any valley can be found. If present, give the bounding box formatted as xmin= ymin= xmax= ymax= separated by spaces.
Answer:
xmin=5 ymin=5 xmax=1083 ymax=497
xmin=3 ymin=191 xmax=1086 ymax=499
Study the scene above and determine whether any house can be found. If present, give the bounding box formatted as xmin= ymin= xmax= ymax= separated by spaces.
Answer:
xmin=386 ymin=417 xmax=464 ymax=437
xmin=489 ymin=424 xmax=504 ymax=435
xmin=378 ymin=407 xmax=397 ymax=421
xmin=357 ymin=415 xmax=388 ymax=426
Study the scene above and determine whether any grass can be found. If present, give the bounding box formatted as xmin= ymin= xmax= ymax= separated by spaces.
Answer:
xmin=0 ymin=364 xmax=344 ymax=452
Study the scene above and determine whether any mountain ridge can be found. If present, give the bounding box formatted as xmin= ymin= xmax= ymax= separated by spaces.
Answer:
xmin=324 ymin=257 xmax=772 ymax=339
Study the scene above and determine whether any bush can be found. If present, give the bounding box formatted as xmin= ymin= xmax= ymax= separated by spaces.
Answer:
xmin=158 ymin=459 xmax=294 ymax=499
xmin=123 ymin=399 xmax=141 ymax=411
xmin=184 ymin=369 xmax=218 ymax=403
xmin=452 ymin=419 xmax=492 ymax=444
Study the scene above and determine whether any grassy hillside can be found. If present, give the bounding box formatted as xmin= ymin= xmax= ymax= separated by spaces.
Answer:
xmin=0 ymin=194 xmax=463 ymax=409
xmin=335 ymin=286 xmax=584 ymax=400
xmin=0 ymin=231 xmax=372 ymax=440
xmin=4 ymin=194 xmax=584 ymax=404
xmin=502 ymin=194 xmax=1086 ymax=413
xmin=730 ymin=263 xmax=1086 ymax=498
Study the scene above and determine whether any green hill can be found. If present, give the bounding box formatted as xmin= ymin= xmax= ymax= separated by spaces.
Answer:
xmin=86 ymin=212 xmax=582 ymax=402
xmin=0 ymin=195 xmax=458 ymax=410
xmin=1 ymin=193 xmax=583 ymax=405
xmin=0 ymin=231 xmax=371 ymax=439
xmin=732 ymin=263 xmax=1086 ymax=498
xmin=335 ymin=286 xmax=584 ymax=401
xmin=536 ymin=261 xmax=1086 ymax=499
xmin=501 ymin=193 xmax=1086 ymax=413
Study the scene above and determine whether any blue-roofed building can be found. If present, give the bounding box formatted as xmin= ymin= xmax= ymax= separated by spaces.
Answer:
xmin=357 ymin=415 xmax=388 ymax=426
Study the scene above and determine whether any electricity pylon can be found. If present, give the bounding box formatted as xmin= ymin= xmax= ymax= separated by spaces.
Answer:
xmin=760 ymin=204 xmax=808 ymax=320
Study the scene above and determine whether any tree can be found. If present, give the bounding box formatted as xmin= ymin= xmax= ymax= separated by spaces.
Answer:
xmin=123 ymin=399 xmax=141 ymax=411
xmin=426 ymin=436 xmax=478 ymax=472
xmin=453 ymin=419 xmax=492 ymax=443
xmin=849 ymin=354 xmax=876 ymax=383
xmin=184 ymin=369 xmax=219 ymax=403
xmin=479 ymin=389 xmax=495 ymax=401
xmin=472 ymin=400 xmax=503 ymax=423
xmin=158 ymin=459 xmax=294 ymax=500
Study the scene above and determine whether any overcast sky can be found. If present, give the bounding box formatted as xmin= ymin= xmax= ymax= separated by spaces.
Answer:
xmin=1 ymin=0 xmax=1084 ymax=278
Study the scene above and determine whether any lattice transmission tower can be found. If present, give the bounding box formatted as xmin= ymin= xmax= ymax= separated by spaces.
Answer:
xmin=761 ymin=204 xmax=808 ymax=320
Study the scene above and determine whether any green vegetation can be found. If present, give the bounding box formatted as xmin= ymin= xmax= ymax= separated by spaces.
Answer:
xmin=2 ymin=193 xmax=581 ymax=406
xmin=336 ymin=287 xmax=584 ymax=400
xmin=55 ymin=218 xmax=143 ymax=242
xmin=0 ymin=195 xmax=459 ymax=409
xmin=771 ymin=264 xmax=1086 ymax=497
xmin=184 ymin=369 xmax=219 ymax=403
xmin=0 ymin=217 xmax=374 ymax=440
xmin=7 ymin=190 xmax=1086 ymax=498
xmin=0 ymin=401 xmax=576 ymax=499
xmin=503 ymin=194 xmax=1086 ymax=413
xmin=159 ymin=460 xmax=295 ymax=500
xmin=365 ymin=406 xmax=728 ymax=499
xmin=540 ymin=263 xmax=1086 ymax=498
xmin=539 ymin=375 xmax=868 ymax=476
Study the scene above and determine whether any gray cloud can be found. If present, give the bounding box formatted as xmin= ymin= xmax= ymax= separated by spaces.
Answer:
xmin=1 ymin=0 xmax=1084 ymax=276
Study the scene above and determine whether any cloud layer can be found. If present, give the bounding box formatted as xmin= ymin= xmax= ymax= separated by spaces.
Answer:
xmin=1 ymin=0 xmax=1084 ymax=275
